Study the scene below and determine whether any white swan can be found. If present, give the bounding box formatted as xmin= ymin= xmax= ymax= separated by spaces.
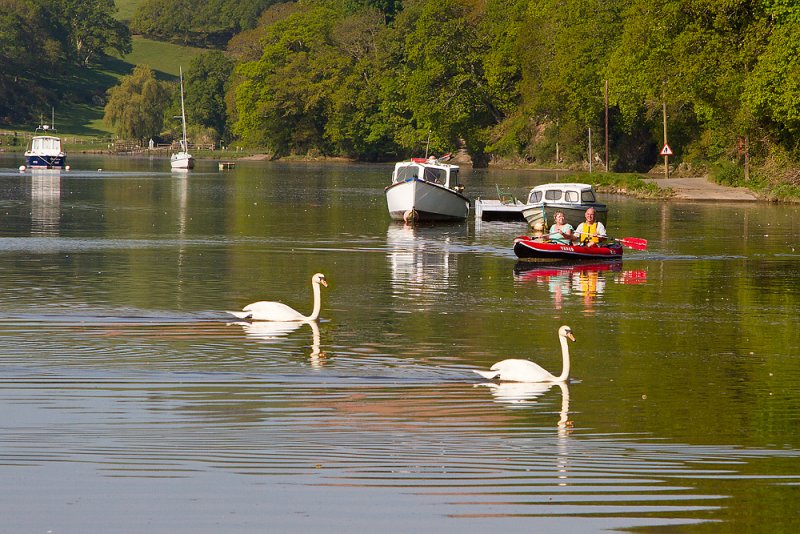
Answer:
xmin=473 ymin=325 xmax=575 ymax=382
xmin=227 ymin=273 xmax=328 ymax=321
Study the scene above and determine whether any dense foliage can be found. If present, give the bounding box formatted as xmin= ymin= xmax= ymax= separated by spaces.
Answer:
xmin=224 ymin=0 xmax=800 ymax=170
xmin=104 ymin=65 xmax=171 ymax=141
xmin=130 ymin=0 xmax=281 ymax=46
xmin=0 ymin=0 xmax=130 ymax=122
xmin=5 ymin=0 xmax=800 ymax=177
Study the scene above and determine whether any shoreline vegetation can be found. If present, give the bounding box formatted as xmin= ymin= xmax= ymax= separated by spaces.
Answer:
xmin=0 ymin=128 xmax=714 ymax=202
xmin=2 ymin=127 xmax=788 ymax=202
xmin=8 ymin=126 xmax=795 ymax=203
xmin=3 ymin=2 xmax=798 ymax=204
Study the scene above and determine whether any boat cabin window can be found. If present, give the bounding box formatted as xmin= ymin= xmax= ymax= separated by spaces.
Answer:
xmin=395 ymin=165 xmax=420 ymax=182
xmin=423 ymin=167 xmax=444 ymax=184
xmin=544 ymin=189 xmax=563 ymax=201
xmin=528 ymin=190 xmax=543 ymax=203
xmin=581 ymin=189 xmax=597 ymax=202
xmin=564 ymin=190 xmax=579 ymax=203
xmin=33 ymin=137 xmax=61 ymax=151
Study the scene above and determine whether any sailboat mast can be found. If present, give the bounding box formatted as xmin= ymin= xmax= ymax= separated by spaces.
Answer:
xmin=179 ymin=67 xmax=188 ymax=151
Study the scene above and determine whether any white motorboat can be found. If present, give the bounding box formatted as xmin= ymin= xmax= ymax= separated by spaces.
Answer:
xmin=170 ymin=67 xmax=195 ymax=170
xmin=521 ymin=183 xmax=607 ymax=228
xmin=385 ymin=157 xmax=468 ymax=222
xmin=23 ymin=110 xmax=66 ymax=169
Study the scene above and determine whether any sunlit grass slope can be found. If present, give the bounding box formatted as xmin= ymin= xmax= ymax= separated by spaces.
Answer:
xmin=115 ymin=0 xmax=145 ymax=21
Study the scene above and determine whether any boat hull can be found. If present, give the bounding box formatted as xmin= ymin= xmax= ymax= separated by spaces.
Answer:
xmin=385 ymin=179 xmax=469 ymax=221
xmin=170 ymin=152 xmax=195 ymax=170
xmin=25 ymin=154 xmax=66 ymax=169
xmin=522 ymin=203 xmax=608 ymax=229
xmin=513 ymin=236 xmax=623 ymax=260
xmin=25 ymin=134 xmax=66 ymax=169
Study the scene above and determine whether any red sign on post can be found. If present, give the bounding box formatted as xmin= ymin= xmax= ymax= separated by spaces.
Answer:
xmin=660 ymin=144 xmax=673 ymax=156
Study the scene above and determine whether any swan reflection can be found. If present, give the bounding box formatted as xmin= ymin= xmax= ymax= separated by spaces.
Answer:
xmin=478 ymin=381 xmax=571 ymax=431
xmin=478 ymin=380 xmax=554 ymax=404
xmin=230 ymin=320 xmax=325 ymax=368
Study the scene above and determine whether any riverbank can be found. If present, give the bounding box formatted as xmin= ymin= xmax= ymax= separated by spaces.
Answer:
xmin=644 ymin=177 xmax=758 ymax=201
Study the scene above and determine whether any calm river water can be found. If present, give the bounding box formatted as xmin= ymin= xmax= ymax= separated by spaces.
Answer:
xmin=1 ymin=154 xmax=798 ymax=532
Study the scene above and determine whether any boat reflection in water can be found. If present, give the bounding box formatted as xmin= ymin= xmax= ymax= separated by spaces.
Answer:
xmin=386 ymin=224 xmax=465 ymax=306
xmin=514 ymin=260 xmax=647 ymax=312
xmin=30 ymin=169 xmax=61 ymax=236
xmin=229 ymin=320 xmax=324 ymax=368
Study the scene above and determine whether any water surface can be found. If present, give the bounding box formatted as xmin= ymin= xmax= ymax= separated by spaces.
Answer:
xmin=1 ymin=155 xmax=798 ymax=532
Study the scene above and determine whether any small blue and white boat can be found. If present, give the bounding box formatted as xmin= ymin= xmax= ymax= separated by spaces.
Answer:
xmin=24 ymin=122 xmax=66 ymax=169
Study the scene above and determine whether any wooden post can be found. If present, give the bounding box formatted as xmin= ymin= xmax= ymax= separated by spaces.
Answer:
xmin=588 ymin=127 xmax=592 ymax=173
xmin=604 ymin=80 xmax=609 ymax=172
xmin=663 ymin=101 xmax=669 ymax=179
xmin=555 ymin=119 xmax=560 ymax=164
xmin=744 ymin=135 xmax=750 ymax=181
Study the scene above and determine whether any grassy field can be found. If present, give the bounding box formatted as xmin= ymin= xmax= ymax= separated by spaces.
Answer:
xmin=124 ymin=36 xmax=206 ymax=79
xmin=1 ymin=34 xmax=206 ymax=137
xmin=115 ymin=0 xmax=145 ymax=21
xmin=1 ymin=1 xmax=207 ymax=138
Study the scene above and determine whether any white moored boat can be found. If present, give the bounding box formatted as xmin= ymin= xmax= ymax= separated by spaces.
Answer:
xmin=170 ymin=67 xmax=195 ymax=170
xmin=385 ymin=156 xmax=468 ymax=222
xmin=521 ymin=183 xmax=607 ymax=228
xmin=23 ymin=113 xmax=66 ymax=170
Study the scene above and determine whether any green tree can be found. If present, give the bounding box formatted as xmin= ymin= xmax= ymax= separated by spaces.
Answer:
xmin=104 ymin=65 xmax=171 ymax=142
xmin=61 ymin=0 xmax=131 ymax=66
xmin=0 ymin=0 xmax=63 ymax=121
xmin=233 ymin=3 xmax=344 ymax=155
xmin=324 ymin=8 xmax=407 ymax=159
xmin=398 ymin=0 xmax=517 ymax=166
xmin=186 ymin=51 xmax=235 ymax=142
xmin=743 ymin=3 xmax=800 ymax=143
xmin=132 ymin=0 xmax=278 ymax=46
xmin=518 ymin=0 xmax=627 ymax=165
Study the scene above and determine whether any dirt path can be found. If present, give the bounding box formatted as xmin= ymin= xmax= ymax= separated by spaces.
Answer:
xmin=644 ymin=177 xmax=758 ymax=201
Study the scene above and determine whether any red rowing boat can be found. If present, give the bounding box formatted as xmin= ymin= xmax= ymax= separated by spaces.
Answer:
xmin=513 ymin=236 xmax=623 ymax=260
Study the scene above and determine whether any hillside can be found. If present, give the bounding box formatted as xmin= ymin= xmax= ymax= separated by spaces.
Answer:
xmin=3 ymin=35 xmax=206 ymax=137
xmin=115 ymin=0 xmax=146 ymax=22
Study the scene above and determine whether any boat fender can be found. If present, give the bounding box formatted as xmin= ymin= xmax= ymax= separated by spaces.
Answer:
xmin=403 ymin=209 xmax=418 ymax=223
xmin=19 ymin=165 xmax=26 ymax=172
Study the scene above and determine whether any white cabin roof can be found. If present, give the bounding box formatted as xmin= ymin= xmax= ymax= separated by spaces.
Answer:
xmin=394 ymin=159 xmax=459 ymax=172
xmin=530 ymin=182 xmax=595 ymax=192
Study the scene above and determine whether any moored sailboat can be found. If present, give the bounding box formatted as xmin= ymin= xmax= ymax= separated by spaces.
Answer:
xmin=170 ymin=67 xmax=194 ymax=170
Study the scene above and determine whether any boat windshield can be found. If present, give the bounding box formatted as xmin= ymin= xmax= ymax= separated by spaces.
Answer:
xmin=544 ymin=189 xmax=563 ymax=201
xmin=581 ymin=189 xmax=596 ymax=202
xmin=394 ymin=164 xmax=449 ymax=185
xmin=422 ymin=167 xmax=444 ymax=184
xmin=32 ymin=137 xmax=61 ymax=151
xmin=528 ymin=190 xmax=543 ymax=203
xmin=395 ymin=165 xmax=421 ymax=182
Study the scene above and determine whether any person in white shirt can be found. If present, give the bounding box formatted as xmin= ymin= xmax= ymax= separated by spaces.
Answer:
xmin=573 ymin=208 xmax=606 ymax=247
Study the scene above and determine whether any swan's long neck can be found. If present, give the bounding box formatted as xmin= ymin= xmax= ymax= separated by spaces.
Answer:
xmin=305 ymin=281 xmax=322 ymax=321
xmin=555 ymin=335 xmax=571 ymax=382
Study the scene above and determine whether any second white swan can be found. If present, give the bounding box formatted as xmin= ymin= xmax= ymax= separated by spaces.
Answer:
xmin=228 ymin=273 xmax=328 ymax=321
xmin=473 ymin=325 xmax=575 ymax=383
